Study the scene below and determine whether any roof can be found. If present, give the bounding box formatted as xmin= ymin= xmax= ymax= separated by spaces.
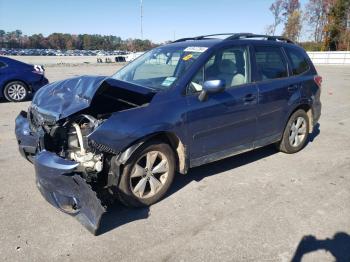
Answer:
xmin=0 ymin=56 xmax=31 ymax=67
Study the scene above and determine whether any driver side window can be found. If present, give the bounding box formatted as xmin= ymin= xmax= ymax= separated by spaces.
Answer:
xmin=187 ymin=46 xmax=249 ymax=94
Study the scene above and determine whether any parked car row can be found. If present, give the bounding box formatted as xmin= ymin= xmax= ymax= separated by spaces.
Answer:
xmin=115 ymin=51 xmax=145 ymax=62
xmin=0 ymin=48 xmax=129 ymax=57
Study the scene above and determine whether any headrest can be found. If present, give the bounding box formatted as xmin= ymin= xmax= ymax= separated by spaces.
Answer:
xmin=219 ymin=59 xmax=237 ymax=74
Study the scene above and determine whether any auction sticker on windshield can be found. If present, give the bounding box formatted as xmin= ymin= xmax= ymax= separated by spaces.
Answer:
xmin=184 ymin=46 xmax=208 ymax=53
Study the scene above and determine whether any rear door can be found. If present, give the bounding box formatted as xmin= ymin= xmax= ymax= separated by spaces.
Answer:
xmin=185 ymin=45 xmax=258 ymax=166
xmin=252 ymin=45 xmax=300 ymax=146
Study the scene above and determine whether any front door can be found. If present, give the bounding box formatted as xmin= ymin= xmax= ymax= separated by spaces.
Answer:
xmin=185 ymin=45 xmax=258 ymax=166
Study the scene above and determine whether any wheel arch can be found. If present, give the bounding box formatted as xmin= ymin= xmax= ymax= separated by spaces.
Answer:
xmin=287 ymin=103 xmax=313 ymax=133
xmin=117 ymin=131 xmax=188 ymax=175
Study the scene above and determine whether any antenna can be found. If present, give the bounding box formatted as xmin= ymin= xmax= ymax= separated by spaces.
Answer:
xmin=140 ymin=0 xmax=143 ymax=39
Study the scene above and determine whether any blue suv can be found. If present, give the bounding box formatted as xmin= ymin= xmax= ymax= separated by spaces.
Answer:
xmin=15 ymin=33 xmax=322 ymax=234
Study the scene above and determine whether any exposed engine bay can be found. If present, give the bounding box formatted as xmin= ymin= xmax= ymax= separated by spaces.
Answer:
xmin=28 ymin=77 xmax=155 ymax=182
xmin=25 ymin=82 xmax=155 ymax=205
xmin=65 ymin=115 xmax=104 ymax=174
xmin=32 ymin=114 xmax=106 ymax=183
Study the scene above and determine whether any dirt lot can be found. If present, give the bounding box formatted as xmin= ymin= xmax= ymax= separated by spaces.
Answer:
xmin=0 ymin=64 xmax=349 ymax=262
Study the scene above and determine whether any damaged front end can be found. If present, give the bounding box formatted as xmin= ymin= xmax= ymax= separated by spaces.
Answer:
xmin=15 ymin=76 xmax=155 ymax=234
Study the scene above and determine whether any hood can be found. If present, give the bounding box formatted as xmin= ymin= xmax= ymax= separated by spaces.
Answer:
xmin=31 ymin=75 xmax=155 ymax=121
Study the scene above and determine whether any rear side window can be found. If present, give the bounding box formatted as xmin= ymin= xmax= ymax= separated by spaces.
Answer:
xmin=254 ymin=46 xmax=288 ymax=80
xmin=285 ymin=48 xmax=310 ymax=75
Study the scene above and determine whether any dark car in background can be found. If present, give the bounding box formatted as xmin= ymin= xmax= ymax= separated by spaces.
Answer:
xmin=15 ymin=33 xmax=322 ymax=234
xmin=0 ymin=56 xmax=48 ymax=102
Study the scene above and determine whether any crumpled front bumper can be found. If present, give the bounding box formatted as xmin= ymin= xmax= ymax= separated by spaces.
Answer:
xmin=15 ymin=112 xmax=106 ymax=234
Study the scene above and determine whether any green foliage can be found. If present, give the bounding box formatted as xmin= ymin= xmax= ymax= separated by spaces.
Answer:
xmin=299 ymin=41 xmax=324 ymax=50
xmin=0 ymin=30 xmax=156 ymax=51
xmin=267 ymin=0 xmax=349 ymax=50
xmin=324 ymin=0 xmax=350 ymax=50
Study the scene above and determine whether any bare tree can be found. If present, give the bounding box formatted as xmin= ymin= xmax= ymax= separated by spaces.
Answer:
xmin=282 ymin=0 xmax=301 ymax=17
xmin=284 ymin=10 xmax=302 ymax=41
xmin=268 ymin=0 xmax=284 ymax=35
xmin=281 ymin=0 xmax=302 ymax=41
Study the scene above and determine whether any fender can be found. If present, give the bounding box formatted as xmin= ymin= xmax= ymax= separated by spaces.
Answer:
xmin=104 ymin=132 xmax=188 ymax=190
xmin=88 ymin=93 xmax=189 ymax=163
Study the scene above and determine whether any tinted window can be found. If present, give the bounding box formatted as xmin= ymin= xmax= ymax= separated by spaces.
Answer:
xmin=188 ymin=46 xmax=249 ymax=93
xmin=254 ymin=46 xmax=288 ymax=80
xmin=285 ymin=48 xmax=310 ymax=75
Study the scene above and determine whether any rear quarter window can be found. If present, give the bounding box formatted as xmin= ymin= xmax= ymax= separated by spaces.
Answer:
xmin=285 ymin=48 xmax=310 ymax=75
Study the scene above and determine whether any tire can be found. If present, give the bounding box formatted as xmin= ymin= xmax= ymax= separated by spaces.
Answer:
xmin=3 ymin=81 xmax=28 ymax=102
xmin=118 ymin=141 xmax=176 ymax=207
xmin=278 ymin=109 xmax=310 ymax=154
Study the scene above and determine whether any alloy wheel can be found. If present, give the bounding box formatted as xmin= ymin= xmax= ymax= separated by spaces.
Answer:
xmin=7 ymin=83 xmax=27 ymax=101
xmin=289 ymin=116 xmax=307 ymax=147
xmin=130 ymin=151 xmax=169 ymax=199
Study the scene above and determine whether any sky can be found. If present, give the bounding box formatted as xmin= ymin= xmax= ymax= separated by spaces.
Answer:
xmin=0 ymin=0 xmax=309 ymax=43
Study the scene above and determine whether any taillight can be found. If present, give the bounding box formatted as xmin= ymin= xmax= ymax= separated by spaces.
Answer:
xmin=33 ymin=65 xmax=45 ymax=75
xmin=314 ymin=75 xmax=322 ymax=88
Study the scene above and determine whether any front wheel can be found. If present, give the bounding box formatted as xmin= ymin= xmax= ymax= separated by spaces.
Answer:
xmin=3 ymin=81 xmax=28 ymax=102
xmin=277 ymin=109 xmax=310 ymax=154
xmin=117 ymin=141 xmax=176 ymax=207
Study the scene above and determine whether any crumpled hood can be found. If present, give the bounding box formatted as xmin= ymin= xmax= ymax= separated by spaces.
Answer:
xmin=32 ymin=75 xmax=107 ymax=120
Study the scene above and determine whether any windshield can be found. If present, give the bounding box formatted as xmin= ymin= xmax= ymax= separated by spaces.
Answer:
xmin=112 ymin=45 xmax=208 ymax=90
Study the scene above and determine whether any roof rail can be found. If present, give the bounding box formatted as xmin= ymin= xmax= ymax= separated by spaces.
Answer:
xmin=173 ymin=33 xmax=236 ymax=43
xmin=173 ymin=33 xmax=295 ymax=44
xmin=225 ymin=33 xmax=295 ymax=43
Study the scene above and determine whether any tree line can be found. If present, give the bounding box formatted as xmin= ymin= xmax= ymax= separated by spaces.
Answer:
xmin=267 ymin=0 xmax=350 ymax=50
xmin=0 ymin=30 xmax=157 ymax=51
xmin=1 ymin=1 xmax=349 ymax=52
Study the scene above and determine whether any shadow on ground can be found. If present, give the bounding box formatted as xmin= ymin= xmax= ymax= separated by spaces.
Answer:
xmin=291 ymin=232 xmax=350 ymax=262
xmin=98 ymin=127 xmax=321 ymax=235
xmin=0 ymin=96 xmax=32 ymax=103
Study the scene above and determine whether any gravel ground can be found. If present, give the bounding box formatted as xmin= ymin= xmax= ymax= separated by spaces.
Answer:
xmin=0 ymin=64 xmax=349 ymax=262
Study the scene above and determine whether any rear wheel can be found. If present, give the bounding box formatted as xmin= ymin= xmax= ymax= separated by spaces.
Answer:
xmin=117 ymin=141 xmax=176 ymax=207
xmin=3 ymin=81 xmax=28 ymax=102
xmin=278 ymin=109 xmax=309 ymax=154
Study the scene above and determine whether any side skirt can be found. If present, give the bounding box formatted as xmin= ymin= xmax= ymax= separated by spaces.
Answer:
xmin=190 ymin=133 xmax=281 ymax=169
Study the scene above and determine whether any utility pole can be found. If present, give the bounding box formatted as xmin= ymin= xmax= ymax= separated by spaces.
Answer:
xmin=140 ymin=0 xmax=143 ymax=39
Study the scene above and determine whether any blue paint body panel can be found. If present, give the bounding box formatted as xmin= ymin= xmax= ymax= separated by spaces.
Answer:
xmin=0 ymin=56 xmax=49 ymax=98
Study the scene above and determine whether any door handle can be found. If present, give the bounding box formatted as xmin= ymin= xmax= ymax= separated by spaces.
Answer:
xmin=288 ymin=85 xmax=299 ymax=92
xmin=243 ymin=94 xmax=256 ymax=102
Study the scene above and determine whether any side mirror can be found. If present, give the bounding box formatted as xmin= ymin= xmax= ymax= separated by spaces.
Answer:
xmin=198 ymin=80 xmax=226 ymax=102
